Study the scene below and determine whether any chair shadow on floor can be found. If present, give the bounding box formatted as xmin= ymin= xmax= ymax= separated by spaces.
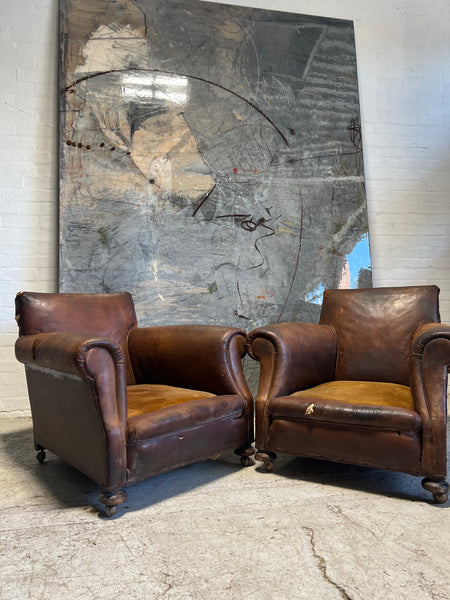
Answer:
xmin=2 ymin=423 xmax=449 ymax=514
xmin=0 ymin=423 xmax=246 ymax=518
xmin=254 ymin=427 xmax=450 ymax=506
xmin=259 ymin=455 xmax=427 ymax=502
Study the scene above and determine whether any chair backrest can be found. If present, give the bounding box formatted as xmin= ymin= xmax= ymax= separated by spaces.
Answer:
xmin=319 ymin=286 xmax=440 ymax=385
xmin=15 ymin=291 xmax=138 ymax=385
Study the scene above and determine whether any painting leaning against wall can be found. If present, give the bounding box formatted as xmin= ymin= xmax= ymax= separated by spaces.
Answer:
xmin=59 ymin=0 xmax=372 ymax=345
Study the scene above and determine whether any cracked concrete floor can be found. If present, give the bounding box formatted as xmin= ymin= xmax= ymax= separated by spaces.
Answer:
xmin=1 ymin=417 xmax=449 ymax=600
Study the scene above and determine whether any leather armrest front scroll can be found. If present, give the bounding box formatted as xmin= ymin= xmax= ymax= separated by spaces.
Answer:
xmin=410 ymin=322 xmax=450 ymax=477
xmin=128 ymin=325 xmax=251 ymax=398
xmin=16 ymin=331 xmax=128 ymax=429
xmin=246 ymin=322 xmax=338 ymax=401
xmin=15 ymin=331 xmax=126 ymax=380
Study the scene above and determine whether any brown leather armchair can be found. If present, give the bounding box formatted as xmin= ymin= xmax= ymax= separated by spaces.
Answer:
xmin=246 ymin=286 xmax=449 ymax=503
xmin=15 ymin=291 xmax=254 ymax=516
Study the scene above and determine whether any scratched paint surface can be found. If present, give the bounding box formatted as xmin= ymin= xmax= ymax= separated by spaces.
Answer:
xmin=59 ymin=0 xmax=372 ymax=332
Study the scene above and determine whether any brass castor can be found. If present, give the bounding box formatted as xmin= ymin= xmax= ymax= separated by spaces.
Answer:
xmin=234 ymin=446 xmax=255 ymax=467
xmin=99 ymin=490 xmax=127 ymax=517
xmin=254 ymin=450 xmax=277 ymax=473
xmin=422 ymin=478 xmax=449 ymax=504
xmin=263 ymin=460 xmax=276 ymax=473
xmin=104 ymin=505 xmax=118 ymax=517
xmin=36 ymin=449 xmax=46 ymax=463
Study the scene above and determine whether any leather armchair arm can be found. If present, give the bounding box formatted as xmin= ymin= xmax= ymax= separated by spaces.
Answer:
xmin=410 ymin=322 xmax=450 ymax=477
xmin=15 ymin=330 xmax=128 ymax=428
xmin=246 ymin=322 xmax=338 ymax=400
xmin=15 ymin=331 xmax=128 ymax=490
xmin=15 ymin=331 xmax=127 ymax=381
xmin=128 ymin=325 xmax=251 ymax=398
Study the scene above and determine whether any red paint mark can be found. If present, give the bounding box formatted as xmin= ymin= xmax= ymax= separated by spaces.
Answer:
xmin=232 ymin=167 xmax=258 ymax=180
xmin=256 ymin=291 xmax=274 ymax=300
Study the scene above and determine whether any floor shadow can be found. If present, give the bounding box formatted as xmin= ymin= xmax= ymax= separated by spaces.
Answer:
xmin=3 ymin=421 xmax=448 ymax=514
xmin=0 ymin=423 xmax=247 ymax=517
xmin=255 ymin=439 xmax=450 ymax=506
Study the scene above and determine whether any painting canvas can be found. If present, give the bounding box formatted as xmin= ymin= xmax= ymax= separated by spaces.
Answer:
xmin=59 ymin=0 xmax=372 ymax=338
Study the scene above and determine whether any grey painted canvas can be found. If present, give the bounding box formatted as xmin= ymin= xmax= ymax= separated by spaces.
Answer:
xmin=59 ymin=0 xmax=372 ymax=335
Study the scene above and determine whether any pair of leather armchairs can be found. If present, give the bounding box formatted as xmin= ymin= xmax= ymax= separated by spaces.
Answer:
xmin=15 ymin=286 xmax=449 ymax=516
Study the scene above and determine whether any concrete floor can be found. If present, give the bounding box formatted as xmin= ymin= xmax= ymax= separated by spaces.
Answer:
xmin=0 ymin=417 xmax=449 ymax=600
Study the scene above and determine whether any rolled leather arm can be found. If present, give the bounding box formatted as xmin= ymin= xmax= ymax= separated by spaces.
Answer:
xmin=410 ymin=322 xmax=450 ymax=477
xmin=412 ymin=322 xmax=450 ymax=355
xmin=15 ymin=331 xmax=127 ymax=380
xmin=16 ymin=331 xmax=128 ymax=489
xmin=128 ymin=325 xmax=251 ymax=398
xmin=246 ymin=322 xmax=338 ymax=400
xmin=411 ymin=323 xmax=450 ymax=406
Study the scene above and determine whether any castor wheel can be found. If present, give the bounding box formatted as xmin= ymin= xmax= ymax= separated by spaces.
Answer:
xmin=104 ymin=505 xmax=118 ymax=517
xmin=99 ymin=490 xmax=127 ymax=517
xmin=36 ymin=449 xmax=46 ymax=463
xmin=255 ymin=450 xmax=277 ymax=473
xmin=235 ymin=446 xmax=255 ymax=467
xmin=422 ymin=478 xmax=449 ymax=504
xmin=433 ymin=492 xmax=448 ymax=504
xmin=263 ymin=460 xmax=276 ymax=473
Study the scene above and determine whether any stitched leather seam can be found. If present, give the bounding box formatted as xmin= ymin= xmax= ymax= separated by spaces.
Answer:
xmin=270 ymin=415 xmax=421 ymax=431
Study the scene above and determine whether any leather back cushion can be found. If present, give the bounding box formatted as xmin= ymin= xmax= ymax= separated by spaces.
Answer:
xmin=15 ymin=291 xmax=138 ymax=384
xmin=319 ymin=286 xmax=440 ymax=385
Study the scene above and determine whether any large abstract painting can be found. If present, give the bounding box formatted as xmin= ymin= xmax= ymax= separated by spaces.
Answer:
xmin=59 ymin=0 xmax=371 ymax=333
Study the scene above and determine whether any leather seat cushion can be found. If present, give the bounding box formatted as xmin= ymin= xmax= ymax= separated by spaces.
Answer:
xmin=270 ymin=380 xmax=422 ymax=431
xmin=127 ymin=384 xmax=216 ymax=417
xmin=126 ymin=384 xmax=245 ymax=441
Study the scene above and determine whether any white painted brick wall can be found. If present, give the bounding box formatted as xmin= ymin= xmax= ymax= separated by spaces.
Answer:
xmin=1 ymin=0 xmax=449 ymax=414
xmin=0 ymin=0 xmax=59 ymax=414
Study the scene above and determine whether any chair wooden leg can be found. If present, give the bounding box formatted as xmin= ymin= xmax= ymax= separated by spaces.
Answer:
xmin=422 ymin=478 xmax=449 ymax=504
xmin=234 ymin=445 xmax=255 ymax=466
xmin=254 ymin=450 xmax=277 ymax=472
xmin=99 ymin=489 xmax=127 ymax=517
